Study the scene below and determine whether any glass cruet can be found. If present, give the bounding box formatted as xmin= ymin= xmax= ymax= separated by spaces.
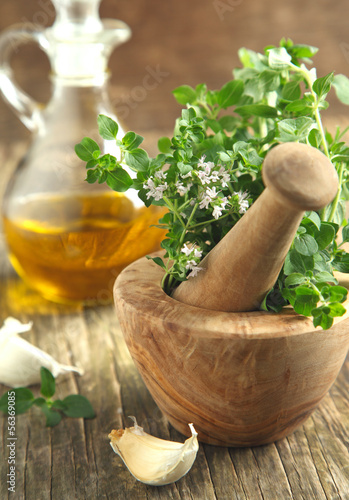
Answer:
xmin=0 ymin=0 xmax=165 ymax=305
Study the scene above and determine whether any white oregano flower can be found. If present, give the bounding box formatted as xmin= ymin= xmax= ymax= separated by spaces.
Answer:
xmin=193 ymin=248 xmax=202 ymax=259
xmin=0 ymin=317 xmax=83 ymax=387
xmin=180 ymin=244 xmax=204 ymax=279
xmin=212 ymin=196 xmax=230 ymax=220
xmin=212 ymin=205 xmax=223 ymax=219
xmin=154 ymin=182 xmax=168 ymax=201
xmin=188 ymin=265 xmax=204 ymax=278
xmin=218 ymin=166 xmax=230 ymax=187
xmin=206 ymin=186 xmax=218 ymax=199
xmin=181 ymin=244 xmax=203 ymax=260
xmin=185 ymin=259 xmax=198 ymax=270
xmin=234 ymin=191 xmax=249 ymax=214
xmin=144 ymin=178 xmax=156 ymax=199
xmin=144 ymin=178 xmax=168 ymax=201
xmin=181 ymin=243 xmax=192 ymax=256
xmin=199 ymin=186 xmax=220 ymax=210
xmin=155 ymin=170 xmax=166 ymax=180
xmin=199 ymin=195 xmax=211 ymax=210
xmin=176 ymin=181 xmax=192 ymax=196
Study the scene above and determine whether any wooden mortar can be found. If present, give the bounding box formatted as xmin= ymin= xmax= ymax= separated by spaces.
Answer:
xmin=114 ymin=257 xmax=349 ymax=446
xmin=114 ymin=142 xmax=348 ymax=446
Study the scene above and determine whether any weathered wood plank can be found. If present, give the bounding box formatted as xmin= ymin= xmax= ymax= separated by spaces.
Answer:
xmin=1 ymin=249 xmax=349 ymax=500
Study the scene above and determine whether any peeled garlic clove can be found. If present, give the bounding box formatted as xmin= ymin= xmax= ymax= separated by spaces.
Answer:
xmin=109 ymin=417 xmax=199 ymax=486
xmin=0 ymin=317 xmax=83 ymax=387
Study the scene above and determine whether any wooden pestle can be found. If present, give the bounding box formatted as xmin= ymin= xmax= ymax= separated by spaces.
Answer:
xmin=172 ymin=142 xmax=339 ymax=312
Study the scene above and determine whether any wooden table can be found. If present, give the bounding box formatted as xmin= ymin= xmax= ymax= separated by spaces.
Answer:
xmin=0 ymin=141 xmax=349 ymax=500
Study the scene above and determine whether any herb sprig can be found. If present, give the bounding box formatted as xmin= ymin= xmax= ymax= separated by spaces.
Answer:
xmin=0 ymin=367 xmax=95 ymax=427
xmin=75 ymin=39 xmax=349 ymax=329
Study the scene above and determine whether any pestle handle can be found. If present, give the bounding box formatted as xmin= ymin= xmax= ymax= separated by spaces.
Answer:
xmin=172 ymin=143 xmax=339 ymax=312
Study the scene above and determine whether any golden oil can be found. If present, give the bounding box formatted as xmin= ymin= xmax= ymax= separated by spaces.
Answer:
xmin=3 ymin=191 xmax=166 ymax=304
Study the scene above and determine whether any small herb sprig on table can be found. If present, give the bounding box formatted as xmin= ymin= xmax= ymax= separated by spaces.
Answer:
xmin=75 ymin=39 xmax=349 ymax=329
xmin=0 ymin=367 xmax=95 ymax=427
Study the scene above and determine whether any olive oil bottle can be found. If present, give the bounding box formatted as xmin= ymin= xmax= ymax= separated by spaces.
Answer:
xmin=0 ymin=0 xmax=165 ymax=303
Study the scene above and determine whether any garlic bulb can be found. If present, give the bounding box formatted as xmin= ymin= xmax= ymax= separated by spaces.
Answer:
xmin=109 ymin=417 xmax=199 ymax=486
xmin=0 ymin=317 xmax=83 ymax=387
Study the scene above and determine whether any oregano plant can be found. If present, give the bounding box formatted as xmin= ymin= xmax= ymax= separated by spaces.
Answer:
xmin=75 ymin=39 xmax=349 ymax=329
xmin=0 ymin=367 xmax=95 ymax=427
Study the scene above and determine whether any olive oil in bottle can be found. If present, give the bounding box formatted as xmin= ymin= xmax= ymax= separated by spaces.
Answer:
xmin=3 ymin=192 xmax=165 ymax=304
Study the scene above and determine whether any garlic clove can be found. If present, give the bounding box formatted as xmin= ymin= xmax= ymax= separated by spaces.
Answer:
xmin=0 ymin=317 xmax=83 ymax=387
xmin=109 ymin=417 xmax=199 ymax=486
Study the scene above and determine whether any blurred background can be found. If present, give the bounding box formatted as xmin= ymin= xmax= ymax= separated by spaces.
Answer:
xmin=0 ymin=0 xmax=348 ymax=145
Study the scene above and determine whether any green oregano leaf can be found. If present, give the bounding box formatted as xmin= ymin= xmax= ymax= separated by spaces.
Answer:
xmin=40 ymin=367 xmax=56 ymax=399
xmin=315 ymin=223 xmax=336 ymax=251
xmin=51 ymin=400 xmax=68 ymax=411
xmin=277 ymin=117 xmax=314 ymax=142
xmin=219 ymin=115 xmax=239 ymax=132
xmin=328 ymin=302 xmax=346 ymax=317
xmin=333 ymin=74 xmax=349 ymax=105
xmin=308 ymin=128 xmax=323 ymax=148
xmin=0 ymin=388 xmax=35 ymax=415
xmin=302 ymin=211 xmax=321 ymax=231
xmin=313 ymin=271 xmax=337 ymax=284
xmin=312 ymin=72 xmax=334 ymax=99
xmin=341 ymin=225 xmax=349 ymax=244
xmin=86 ymin=169 xmax=99 ymax=184
xmin=289 ymin=43 xmax=318 ymax=60
xmin=284 ymin=250 xmax=315 ymax=275
xmin=86 ymin=159 xmax=99 ymax=170
xmin=284 ymin=273 xmax=307 ymax=287
xmin=122 ymin=131 xmax=144 ymax=150
xmin=61 ymin=395 xmax=95 ymax=419
xmin=146 ymin=255 xmax=167 ymax=269
xmin=105 ymin=169 xmax=133 ymax=192
xmin=268 ymin=47 xmax=292 ymax=69
xmin=292 ymin=286 xmax=320 ymax=316
xmin=333 ymin=253 xmax=349 ymax=273
xmin=285 ymin=99 xmax=313 ymax=115
xmin=294 ymin=234 xmax=318 ymax=256
xmin=234 ymin=104 xmax=278 ymax=118
xmin=125 ymin=149 xmax=150 ymax=172
xmin=158 ymin=137 xmax=172 ymax=153
xmin=98 ymin=114 xmax=119 ymax=140
xmin=259 ymin=70 xmax=280 ymax=92
xmin=40 ymin=403 xmax=63 ymax=427
xmin=75 ymin=138 xmax=100 ymax=162
xmin=217 ymin=80 xmax=244 ymax=108
xmin=312 ymin=308 xmax=333 ymax=329
xmin=172 ymin=85 xmax=197 ymax=105
xmin=281 ymin=80 xmax=301 ymax=101
xmin=327 ymin=285 xmax=348 ymax=302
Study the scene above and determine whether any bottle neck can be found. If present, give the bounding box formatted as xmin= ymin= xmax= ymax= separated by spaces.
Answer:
xmin=51 ymin=73 xmax=110 ymax=87
xmin=47 ymin=39 xmax=109 ymax=80
xmin=45 ymin=19 xmax=131 ymax=79
xmin=46 ymin=1 xmax=131 ymax=79
xmin=53 ymin=0 xmax=103 ymax=33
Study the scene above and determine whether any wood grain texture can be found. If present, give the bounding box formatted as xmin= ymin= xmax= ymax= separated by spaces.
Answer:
xmin=114 ymin=255 xmax=349 ymax=447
